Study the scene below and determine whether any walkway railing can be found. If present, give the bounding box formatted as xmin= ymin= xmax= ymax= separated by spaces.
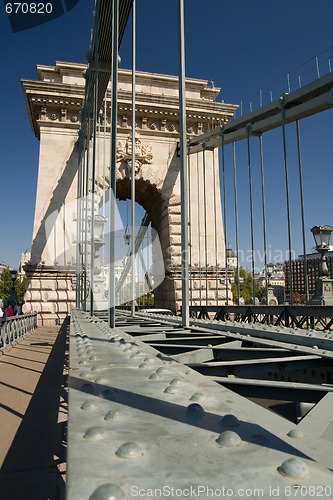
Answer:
xmin=0 ymin=312 xmax=38 ymax=351
xmin=188 ymin=305 xmax=333 ymax=330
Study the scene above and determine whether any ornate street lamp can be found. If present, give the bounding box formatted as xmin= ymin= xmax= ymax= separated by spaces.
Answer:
xmin=9 ymin=269 xmax=18 ymax=305
xmin=310 ymin=225 xmax=333 ymax=305
xmin=123 ymin=226 xmax=131 ymax=246
xmin=263 ymin=264 xmax=278 ymax=305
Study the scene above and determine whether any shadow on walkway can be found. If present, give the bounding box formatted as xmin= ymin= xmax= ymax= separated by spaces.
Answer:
xmin=0 ymin=318 xmax=69 ymax=500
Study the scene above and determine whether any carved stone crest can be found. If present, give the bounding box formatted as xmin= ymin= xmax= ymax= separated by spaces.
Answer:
xmin=116 ymin=136 xmax=153 ymax=175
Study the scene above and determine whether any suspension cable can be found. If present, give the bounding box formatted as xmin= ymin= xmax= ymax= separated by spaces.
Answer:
xmin=83 ymin=90 xmax=92 ymax=312
xmin=109 ymin=0 xmax=119 ymax=328
xmin=212 ymin=148 xmax=219 ymax=305
xmin=296 ymin=120 xmax=309 ymax=303
xmin=232 ymin=142 xmax=240 ymax=305
xmin=197 ymin=152 xmax=202 ymax=306
xmin=131 ymin=0 xmax=136 ymax=316
xmin=178 ymin=0 xmax=189 ymax=326
xmin=246 ymin=123 xmax=255 ymax=303
xmin=259 ymin=134 xmax=268 ymax=304
xmin=188 ymin=153 xmax=193 ymax=306
xmin=202 ymin=147 xmax=208 ymax=306
xmin=221 ymin=127 xmax=228 ymax=304
xmin=89 ymin=0 xmax=100 ymax=316
xmin=280 ymin=94 xmax=293 ymax=304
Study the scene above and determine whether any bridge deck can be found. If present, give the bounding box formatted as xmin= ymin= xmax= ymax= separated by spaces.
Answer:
xmin=0 ymin=323 xmax=68 ymax=500
xmin=67 ymin=310 xmax=333 ymax=499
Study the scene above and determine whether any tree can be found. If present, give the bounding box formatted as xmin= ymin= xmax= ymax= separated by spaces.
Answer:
xmin=139 ymin=293 xmax=154 ymax=306
xmin=255 ymin=286 xmax=266 ymax=303
xmin=0 ymin=269 xmax=27 ymax=304
xmin=0 ymin=268 xmax=13 ymax=299
xmin=15 ymin=276 xmax=27 ymax=304
xmin=292 ymin=292 xmax=306 ymax=304
xmin=231 ymin=267 xmax=253 ymax=304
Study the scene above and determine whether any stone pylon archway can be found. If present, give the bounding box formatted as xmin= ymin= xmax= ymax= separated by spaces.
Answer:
xmin=22 ymin=61 xmax=237 ymax=324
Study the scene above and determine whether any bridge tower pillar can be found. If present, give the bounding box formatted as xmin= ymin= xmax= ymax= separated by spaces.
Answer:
xmin=23 ymin=62 xmax=237 ymax=323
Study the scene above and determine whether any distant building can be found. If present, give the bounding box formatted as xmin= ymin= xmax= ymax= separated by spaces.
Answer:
xmin=284 ymin=251 xmax=333 ymax=302
xmin=0 ymin=261 xmax=7 ymax=274
xmin=226 ymin=247 xmax=237 ymax=269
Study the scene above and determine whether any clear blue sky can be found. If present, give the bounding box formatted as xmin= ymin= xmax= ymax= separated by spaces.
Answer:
xmin=0 ymin=0 xmax=332 ymax=270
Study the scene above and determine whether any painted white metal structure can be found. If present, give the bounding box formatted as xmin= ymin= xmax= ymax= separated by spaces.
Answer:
xmin=62 ymin=1 xmax=333 ymax=497
xmin=67 ymin=309 xmax=333 ymax=499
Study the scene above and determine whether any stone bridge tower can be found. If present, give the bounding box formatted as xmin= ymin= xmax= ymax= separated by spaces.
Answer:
xmin=22 ymin=61 xmax=237 ymax=324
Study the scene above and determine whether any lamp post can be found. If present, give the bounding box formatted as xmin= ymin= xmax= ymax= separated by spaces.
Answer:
xmin=123 ymin=229 xmax=131 ymax=247
xmin=310 ymin=225 xmax=333 ymax=305
xmin=264 ymin=263 xmax=278 ymax=305
xmin=9 ymin=269 xmax=18 ymax=305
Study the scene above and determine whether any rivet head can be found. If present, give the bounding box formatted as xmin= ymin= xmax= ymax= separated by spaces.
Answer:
xmin=164 ymin=385 xmax=178 ymax=394
xmin=81 ymin=383 xmax=94 ymax=394
xmin=130 ymin=352 xmax=141 ymax=359
xmin=143 ymin=356 xmax=156 ymax=364
xmin=123 ymin=346 xmax=134 ymax=352
xmin=138 ymin=363 xmax=149 ymax=369
xmin=100 ymin=389 xmax=115 ymax=400
xmin=287 ymin=429 xmax=305 ymax=439
xmin=81 ymin=400 xmax=99 ymax=411
xmin=149 ymin=373 xmax=161 ymax=380
xmin=155 ymin=367 xmax=169 ymax=374
xmin=83 ymin=427 xmax=107 ymax=441
xmin=216 ymin=430 xmax=242 ymax=447
xmin=185 ymin=403 xmax=205 ymax=419
xmin=190 ymin=392 xmax=205 ymax=402
xmin=91 ymin=365 xmax=108 ymax=372
xmin=312 ymin=345 xmax=319 ymax=349
xmin=278 ymin=458 xmax=310 ymax=478
xmin=104 ymin=410 xmax=121 ymax=421
xmin=220 ymin=414 xmax=240 ymax=427
xmin=79 ymin=371 xmax=95 ymax=380
xmin=89 ymin=483 xmax=126 ymax=500
xmin=115 ymin=442 xmax=143 ymax=459
xmin=95 ymin=376 xmax=111 ymax=385
xmin=169 ymin=378 xmax=184 ymax=387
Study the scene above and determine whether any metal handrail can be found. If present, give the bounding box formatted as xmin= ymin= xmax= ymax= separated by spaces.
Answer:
xmin=0 ymin=312 xmax=38 ymax=351
xmin=187 ymin=304 xmax=333 ymax=330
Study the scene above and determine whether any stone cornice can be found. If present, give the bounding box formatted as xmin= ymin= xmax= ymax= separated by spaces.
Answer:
xmin=22 ymin=80 xmax=85 ymax=139
xmin=22 ymin=61 xmax=238 ymax=140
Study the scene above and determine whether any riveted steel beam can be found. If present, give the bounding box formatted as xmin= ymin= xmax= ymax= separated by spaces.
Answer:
xmin=188 ymin=73 xmax=333 ymax=154
xmin=67 ymin=309 xmax=333 ymax=498
xmin=212 ymin=376 xmax=333 ymax=403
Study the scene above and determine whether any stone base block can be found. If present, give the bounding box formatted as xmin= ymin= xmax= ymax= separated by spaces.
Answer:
xmin=23 ymin=265 xmax=76 ymax=326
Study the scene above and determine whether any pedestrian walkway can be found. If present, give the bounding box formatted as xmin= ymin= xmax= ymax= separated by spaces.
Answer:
xmin=0 ymin=320 xmax=68 ymax=500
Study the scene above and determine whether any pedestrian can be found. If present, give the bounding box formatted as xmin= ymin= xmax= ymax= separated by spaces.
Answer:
xmin=14 ymin=303 xmax=22 ymax=315
xmin=5 ymin=304 xmax=14 ymax=317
